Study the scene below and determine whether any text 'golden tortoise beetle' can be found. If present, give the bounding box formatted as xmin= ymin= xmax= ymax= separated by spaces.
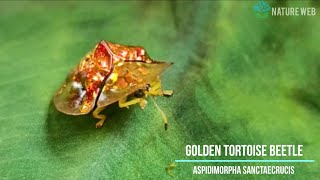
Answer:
xmin=53 ymin=40 xmax=173 ymax=129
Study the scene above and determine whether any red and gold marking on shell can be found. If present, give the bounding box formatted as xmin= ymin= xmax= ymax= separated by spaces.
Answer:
xmin=95 ymin=41 xmax=153 ymax=91
xmin=67 ymin=41 xmax=114 ymax=112
xmin=106 ymin=41 xmax=152 ymax=63
xmin=78 ymin=41 xmax=152 ymax=94
xmin=54 ymin=40 xmax=157 ymax=114
xmin=82 ymin=42 xmax=112 ymax=94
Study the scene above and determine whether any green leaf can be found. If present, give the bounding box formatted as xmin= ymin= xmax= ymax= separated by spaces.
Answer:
xmin=0 ymin=1 xmax=319 ymax=179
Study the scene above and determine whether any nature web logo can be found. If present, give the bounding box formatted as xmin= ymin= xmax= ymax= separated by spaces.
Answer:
xmin=253 ymin=0 xmax=271 ymax=18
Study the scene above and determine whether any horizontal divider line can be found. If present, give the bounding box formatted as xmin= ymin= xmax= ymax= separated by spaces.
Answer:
xmin=175 ymin=160 xmax=315 ymax=163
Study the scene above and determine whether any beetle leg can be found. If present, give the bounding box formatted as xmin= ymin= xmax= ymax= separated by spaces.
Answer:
xmin=162 ymin=90 xmax=174 ymax=96
xmin=146 ymin=80 xmax=173 ymax=97
xmin=147 ymin=88 xmax=173 ymax=97
xmin=147 ymin=89 xmax=173 ymax=96
xmin=93 ymin=106 xmax=107 ymax=128
xmin=118 ymin=96 xmax=147 ymax=110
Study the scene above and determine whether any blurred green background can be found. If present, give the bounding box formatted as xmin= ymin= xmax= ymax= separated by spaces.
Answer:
xmin=0 ymin=0 xmax=319 ymax=179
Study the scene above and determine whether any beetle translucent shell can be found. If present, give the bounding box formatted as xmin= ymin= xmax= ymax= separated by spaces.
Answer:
xmin=53 ymin=40 xmax=173 ymax=128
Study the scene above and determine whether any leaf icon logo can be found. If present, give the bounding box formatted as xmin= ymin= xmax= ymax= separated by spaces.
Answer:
xmin=253 ymin=0 xmax=271 ymax=18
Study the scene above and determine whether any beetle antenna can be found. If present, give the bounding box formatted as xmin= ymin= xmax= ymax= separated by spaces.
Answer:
xmin=151 ymin=96 xmax=168 ymax=130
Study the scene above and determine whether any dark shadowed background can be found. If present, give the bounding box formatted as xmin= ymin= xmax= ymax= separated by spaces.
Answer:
xmin=0 ymin=1 xmax=319 ymax=179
